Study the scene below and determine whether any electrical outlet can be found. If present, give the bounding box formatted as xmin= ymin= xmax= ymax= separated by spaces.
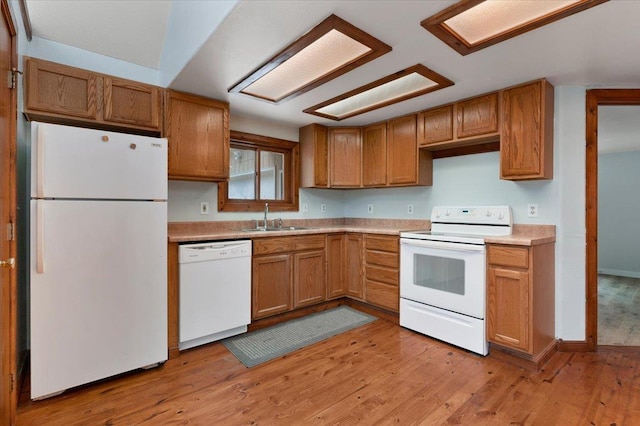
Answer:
xmin=302 ymin=203 xmax=309 ymax=213
xmin=320 ymin=204 xmax=327 ymax=213
xmin=527 ymin=204 xmax=538 ymax=218
xmin=367 ymin=204 xmax=373 ymax=214
xmin=200 ymin=202 xmax=210 ymax=215
xmin=407 ymin=204 xmax=414 ymax=214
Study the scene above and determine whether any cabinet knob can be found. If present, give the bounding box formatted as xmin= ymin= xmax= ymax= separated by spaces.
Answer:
xmin=101 ymin=136 xmax=109 ymax=142
xmin=0 ymin=258 xmax=15 ymax=269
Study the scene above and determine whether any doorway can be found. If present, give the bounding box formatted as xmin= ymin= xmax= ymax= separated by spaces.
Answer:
xmin=596 ymin=105 xmax=640 ymax=346
xmin=585 ymin=89 xmax=640 ymax=351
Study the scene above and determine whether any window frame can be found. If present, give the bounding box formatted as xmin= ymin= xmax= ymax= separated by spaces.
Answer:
xmin=218 ymin=131 xmax=299 ymax=212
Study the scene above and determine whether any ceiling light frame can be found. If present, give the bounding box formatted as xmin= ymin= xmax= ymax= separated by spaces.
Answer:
xmin=304 ymin=64 xmax=454 ymax=121
xmin=228 ymin=14 xmax=392 ymax=103
xmin=421 ymin=0 xmax=609 ymax=56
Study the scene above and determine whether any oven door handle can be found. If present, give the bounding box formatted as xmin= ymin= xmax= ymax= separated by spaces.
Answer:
xmin=400 ymin=238 xmax=485 ymax=253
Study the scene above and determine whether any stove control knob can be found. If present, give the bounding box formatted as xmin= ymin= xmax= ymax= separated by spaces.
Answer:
xmin=435 ymin=211 xmax=441 ymax=218
xmin=445 ymin=209 xmax=451 ymax=216
xmin=498 ymin=212 xmax=504 ymax=220
xmin=485 ymin=209 xmax=492 ymax=217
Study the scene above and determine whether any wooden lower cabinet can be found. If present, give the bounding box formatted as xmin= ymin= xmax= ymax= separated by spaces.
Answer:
xmin=487 ymin=243 xmax=555 ymax=360
xmin=345 ymin=234 xmax=364 ymax=300
xmin=363 ymin=234 xmax=399 ymax=312
xmin=294 ymin=251 xmax=326 ymax=307
xmin=252 ymin=254 xmax=292 ymax=319
xmin=252 ymin=235 xmax=326 ymax=320
xmin=326 ymin=234 xmax=346 ymax=299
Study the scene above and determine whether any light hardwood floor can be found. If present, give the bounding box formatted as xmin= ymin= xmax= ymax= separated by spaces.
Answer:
xmin=17 ymin=317 xmax=640 ymax=425
xmin=598 ymin=274 xmax=640 ymax=346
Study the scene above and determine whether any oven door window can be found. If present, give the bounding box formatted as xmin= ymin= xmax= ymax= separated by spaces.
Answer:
xmin=414 ymin=254 xmax=465 ymax=295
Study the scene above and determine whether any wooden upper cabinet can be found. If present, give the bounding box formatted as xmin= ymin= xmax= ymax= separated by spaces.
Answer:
xmin=103 ymin=77 xmax=161 ymax=130
xmin=25 ymin=57 xmax=98 ymax=121
xmin=165 ymin=90 xmax=230 ymax=182
xmin=362 ymin=122 xmax=387 ymax=187
xmin=417 ymin=105 xmax=453 ymax=146
xmin=455 ymin=92 xmax=499 ymax=139
xmin=24 ymin=57 xmax=162 ymax=133
xmin=299 ymin=124 xmax=329 ymax=188
xmin=387 ymin=115 xmax=418 ymax=185
xmin=329 ymin=127 xmax=362 ymax=187
xmin=501 ymin=79 xmax=554 ymax=180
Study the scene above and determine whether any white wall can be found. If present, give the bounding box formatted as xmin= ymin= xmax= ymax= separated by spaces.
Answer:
xmin=598 ymin=150 xmax=640 ymax=278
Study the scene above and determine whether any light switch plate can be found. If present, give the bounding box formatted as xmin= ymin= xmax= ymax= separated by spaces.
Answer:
xmin=200 ymin=202 xmax=210 ymax=215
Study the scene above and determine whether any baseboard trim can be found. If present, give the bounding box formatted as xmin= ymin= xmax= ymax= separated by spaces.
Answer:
xmin=598 ymin=269 xmax=640 ymax=279
xmin=557 ymin=339 xmax=590 ymax=352
xmin=488 ymin=340 xmax=558 ymax=371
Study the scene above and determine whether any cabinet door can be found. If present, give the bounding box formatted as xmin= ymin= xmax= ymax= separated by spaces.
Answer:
xmin=417 ymin=105 xmax=453 ymax=146
xmin=25 ymin=57 xmax=98 ymax=120
xmin=252 ymin=254 xmax=292 ymax=319
xmin=345 ymin=234 xmax=363 ymax=299
xmin=387 ymin=115 xmax=417 ymax=185
xmin=501 ymin=80 xmax=553 ymax=180
xmin=299 ymin=124 xmax=329 ymax=188
xmin=326 ymin=234 xmax=345 ymax=299
xmin=362 ymin=123 xmax=387 ymax=187
xmin=294 ymin=250 xmax=326 ymax=308
xmin=487 ymin=267 xmax=530 ymax=353
xmin=456 ymin=93 xmax=498 ymax=139
xmin=103 ymin=77 xmax=161 ymax=131
xmin=165 ymin=90 xmax=230 ymax=181
xmin=329 ymin=128 xmax=362 ymax=187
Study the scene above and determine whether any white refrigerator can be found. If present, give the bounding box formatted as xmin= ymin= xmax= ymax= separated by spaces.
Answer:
xmin=29 ymin=122 xmax=168 ymax=400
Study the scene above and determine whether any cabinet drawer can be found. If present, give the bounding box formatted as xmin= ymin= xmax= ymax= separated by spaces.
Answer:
xmin=364 ymin=235 xmax=398 ymax=253
xmin=488 ymin=246 xmax=529 ymax=269
xmin=365 ymin=280 xmax=399 ymax=312
xmin=365 ymin=265 xmax=398 ymax=286
xmin=365 ymin=250 xmax=398 ymax=268
xmin=253 ymin=235 xmax=325 ymax=255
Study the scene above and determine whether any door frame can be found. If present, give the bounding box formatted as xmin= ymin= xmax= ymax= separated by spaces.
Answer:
xmin=585 ymin=89 xmax=640 ymax=351
xmin=0 ymin=0 xmax=17 ymax=423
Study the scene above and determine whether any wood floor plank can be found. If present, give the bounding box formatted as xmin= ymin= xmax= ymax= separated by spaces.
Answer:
xmin=16 ymin=317 xmax=640 ymax=425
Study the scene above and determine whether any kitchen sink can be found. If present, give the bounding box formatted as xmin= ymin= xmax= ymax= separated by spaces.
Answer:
xmin=238 ymin=226 xmax=316 ymax=232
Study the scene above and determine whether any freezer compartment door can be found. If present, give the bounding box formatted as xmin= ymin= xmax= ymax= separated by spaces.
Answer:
xmin=31 ymin=121 xmax=167 ymax=200
xmin=30 ymin=199 xmax=167 ymax=399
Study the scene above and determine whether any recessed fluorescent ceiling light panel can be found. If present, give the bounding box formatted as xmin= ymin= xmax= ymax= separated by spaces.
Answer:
xmin=228 ymin=14 xmax=391 ymax=103
xmin=421 ymin=0 xmax=609 ymax=56
xmin=304 ymin=65 xmax=454 ymax=121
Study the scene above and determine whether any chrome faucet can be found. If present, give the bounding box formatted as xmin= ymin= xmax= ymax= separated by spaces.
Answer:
xmin=263 ymin=203 xmax=269 ymax=228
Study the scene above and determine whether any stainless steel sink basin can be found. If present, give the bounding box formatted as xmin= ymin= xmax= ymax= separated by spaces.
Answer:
xmin=238 ymin=226 xmax=316 ymax=232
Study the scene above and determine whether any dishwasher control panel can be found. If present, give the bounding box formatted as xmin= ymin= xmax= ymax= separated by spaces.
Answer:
xmin=179 ymin=240 xmax=252 ymax=263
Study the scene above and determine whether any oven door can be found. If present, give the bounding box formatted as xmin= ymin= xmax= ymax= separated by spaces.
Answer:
xmin=400 ymin=238 xmax=486 ymax=319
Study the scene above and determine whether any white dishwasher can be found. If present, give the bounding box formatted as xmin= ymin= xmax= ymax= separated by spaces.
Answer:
xmin=179 ymin=240 xmax=252 ymax=350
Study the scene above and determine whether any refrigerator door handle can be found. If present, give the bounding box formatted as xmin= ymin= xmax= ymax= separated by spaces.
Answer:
xmin=36 ymin=200 xmax=44 ymax=274
xmin=36 ymin=124 xmax=45 ymax=198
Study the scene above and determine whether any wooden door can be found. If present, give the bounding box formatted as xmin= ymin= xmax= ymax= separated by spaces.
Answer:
xmin=103 ymin=77 xmax=161 ymax=131
xmin=252 ymin=254 xmax=292 ymax=319
xmin=329 ymin=128 xmax=361 ymax=187
xmin=387 ymin=115 xmax=417 ymax=185
xmin=487 ymin=268 xmax=530 ymax=353
xmin=0 ymin=1 xmax=16 ymax=423
xmin=455 ymin=92 xmax=498 ymax=139
xmin=165 ymin=90 xmax=230 ymax=181
xmin=294 ymin=250 xmax=326 ymax=307
xmin=417 ymin=105 xmax=453 ymax=146
xmin=362 ymin=122 xmax=386 ymax=187
xmin=326 ymin=234 xmax=345 ymax=299
xmin=345 ymin=234 xmax=363 ymax=299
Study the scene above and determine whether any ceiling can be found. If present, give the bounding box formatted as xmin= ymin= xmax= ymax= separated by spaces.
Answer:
xmin=23 ymin=0 xmax=640 ymax=138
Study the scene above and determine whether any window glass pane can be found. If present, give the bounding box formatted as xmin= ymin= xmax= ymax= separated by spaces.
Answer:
xmin=414 ymin=254 xmax=465 ymax=295
xmin=229 ymin=148 xmax=256 ymax=199
xmin=260 ymin=150 xmax=285 ymax=200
